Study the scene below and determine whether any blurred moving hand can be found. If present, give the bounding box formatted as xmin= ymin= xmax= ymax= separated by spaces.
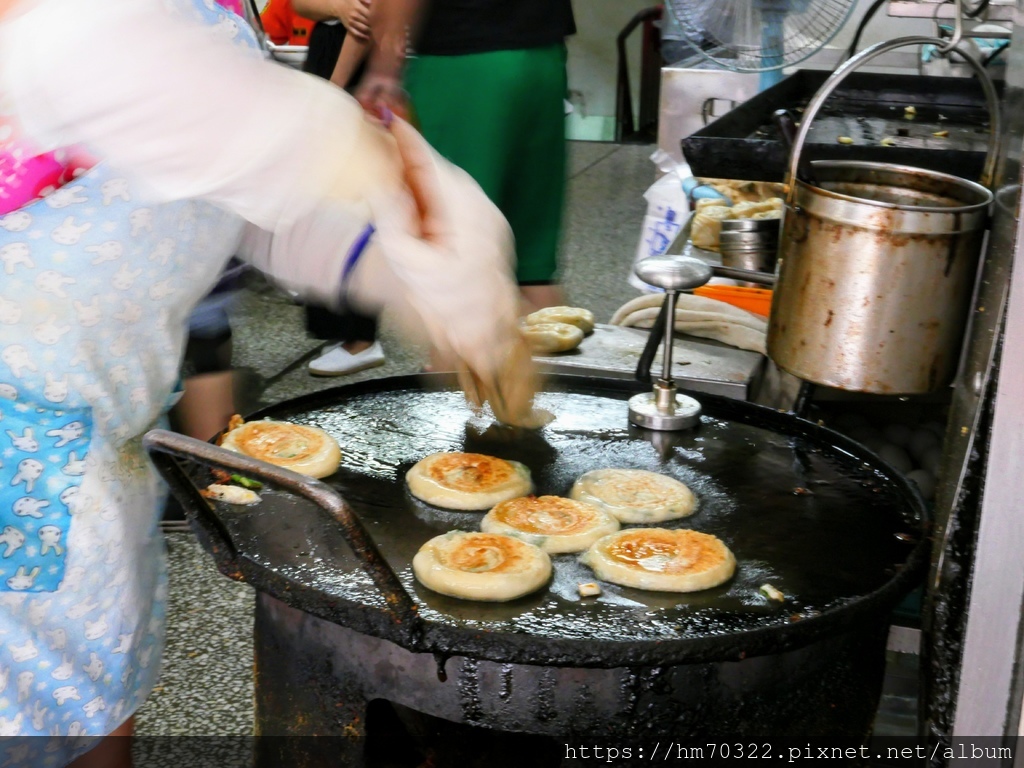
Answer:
xmin=0 ymin=0 xmax=532 ymax=422
xmin=355 ymin=70 xmax=410 ymax=122
xmin=351 ymin=118 xmax=538 ymax=425
xmin=352 ymin=0 xmax=413 ymax=120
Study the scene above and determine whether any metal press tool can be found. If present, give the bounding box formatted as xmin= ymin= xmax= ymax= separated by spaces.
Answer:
xmin=629 ymin=254 xmax=713 ymax=430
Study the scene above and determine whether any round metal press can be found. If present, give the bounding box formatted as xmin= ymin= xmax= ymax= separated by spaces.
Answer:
xmin=630 ymin=255 xmax=713 ymax=431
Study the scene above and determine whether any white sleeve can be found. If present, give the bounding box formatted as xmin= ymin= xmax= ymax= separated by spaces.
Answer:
xmin=237 ymin=202 xmax=382 ymax=312
xmin=0 ymin=0 xmax=401 ymax=232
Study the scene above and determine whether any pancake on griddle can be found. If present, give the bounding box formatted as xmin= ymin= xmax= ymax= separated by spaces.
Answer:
xmin=413 ymin=531 xmax=552 ymax=601
xmin=220 ymin=416 xmax=341 ymax=478
xmin=480 ymin=495 xmax=619 ymax=554
xmin=406 ymin=452 xmax=533 ymax=510
xmin=581 ymin=528 xmax=735 ymax=592
xmin=570 ymin=468 xmax=696 ymax=523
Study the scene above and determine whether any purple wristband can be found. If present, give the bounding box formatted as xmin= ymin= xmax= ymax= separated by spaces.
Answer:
xmin=340 ymin=223 xmax=376 ymax=296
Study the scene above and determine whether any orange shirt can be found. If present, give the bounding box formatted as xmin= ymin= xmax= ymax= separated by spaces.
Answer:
xmin=260 ymin=0 xmax=314 ymax=46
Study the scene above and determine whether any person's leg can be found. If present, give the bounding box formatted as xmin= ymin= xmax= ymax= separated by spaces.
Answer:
xmin=174 ymin=323 xmax=236 ymax=441
xmin=305 ymin=305 xmax=385 ymax=376
xmin=306 ymin=304 xmax=379 ymax=351
xmin=501 ymin=45 xmax=569 ymax=308
xmin=406 ymin=48 xmax=569 ymax=310
xmin=173 ymin=260 xmax=247 ymax=439
xmin=68 ymin=717 xmax=134 ymax=768
xmin=300 ymin=22 xmax=383 ymax=374
xmin=336 ymin=310 xmax=378 ymax=354
xmin=174 ymin=370 xmax=236 ymax=439
xmin=519 ymin=283 xmax=566 ymax=314
xmin=405 ymin=52 xmax=514 ymax=204
xmin=302 ymin=21 xmax=346 ymax=79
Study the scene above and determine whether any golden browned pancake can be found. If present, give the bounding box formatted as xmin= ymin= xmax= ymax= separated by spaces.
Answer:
xmin=220 ymin=418 xmax=341 ymax=478
xmin=413 ymin=531 xmax=552 ymax=601
xmin=690 ymin=206 xmax=732 ymax=251
xmin=524 ymin=306 xmax=596 ymax=335
xmin=570 ymin=469 xmax=696 ymax=523
xmin=480 ymin=495 xmax=620 ymax=553
xmin=695 ymin=198 xmax=724 ymax=212
xmin=406 ymin=452 xmax=533 ymax=510
xmin=729 ymin=198 xmax=783 ymax=218
xmin=521 ymin=322 xmax=584 ymax=354
xmin=581 ymin=528 xmax=735 ymax=592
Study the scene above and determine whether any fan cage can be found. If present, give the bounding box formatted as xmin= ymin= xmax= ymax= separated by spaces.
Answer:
xmin=668 ymin=0 xmax=858 ymax=72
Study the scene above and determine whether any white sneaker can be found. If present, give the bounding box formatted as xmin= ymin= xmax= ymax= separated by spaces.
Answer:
xmin=308 ymin=341 xmax=386 ymax=376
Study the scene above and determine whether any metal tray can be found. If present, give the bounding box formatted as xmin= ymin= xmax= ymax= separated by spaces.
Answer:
xmin=682 ymin=70 xmax=994 ymax=182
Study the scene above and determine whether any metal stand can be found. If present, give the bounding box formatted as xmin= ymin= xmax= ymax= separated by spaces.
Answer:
xmin=253 ymin=593 xmax=891 ymax=767
xmin=629 ymin=255 xmax=713 ymax=431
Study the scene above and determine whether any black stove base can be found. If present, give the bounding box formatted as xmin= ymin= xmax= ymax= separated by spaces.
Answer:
xmin=252 ymin=594 xmax=889 ymax=767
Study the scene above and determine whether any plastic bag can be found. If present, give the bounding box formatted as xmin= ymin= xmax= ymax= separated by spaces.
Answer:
xmin=629 ymin=150 xmax=691 ymax=292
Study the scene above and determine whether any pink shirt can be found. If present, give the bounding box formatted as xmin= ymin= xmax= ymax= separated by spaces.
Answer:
xmin=0 ymin=118 xmax=95 ymax=214
xmin=0 ymin=0 xmax=243 ymax=215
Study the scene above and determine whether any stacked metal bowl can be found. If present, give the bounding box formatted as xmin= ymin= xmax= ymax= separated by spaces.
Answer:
xmin=719 ymin=218 xmax=780 ymax=274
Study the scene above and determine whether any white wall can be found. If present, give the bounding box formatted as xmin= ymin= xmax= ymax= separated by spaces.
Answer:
xmin=819 ymin=0 xmax=936 ymax=51
xmin=799 ymin=0 xmax=935 ymax=70
xmin=566 ymin=0 xmax=653 ymax=140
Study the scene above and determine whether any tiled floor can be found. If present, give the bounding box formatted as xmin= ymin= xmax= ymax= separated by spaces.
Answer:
xmin=135 ymin=532 xmax=255 ymax=735
xmin=135 ymin=141 xmax=658 ymax=735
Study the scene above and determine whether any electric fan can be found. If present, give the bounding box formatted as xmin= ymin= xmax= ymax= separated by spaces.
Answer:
xmin=666 ymin=0 xmax=858 ymax=89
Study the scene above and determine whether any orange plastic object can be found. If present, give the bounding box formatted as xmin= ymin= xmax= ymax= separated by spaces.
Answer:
xmin=694 ymin=285 xmax=773 ymax=318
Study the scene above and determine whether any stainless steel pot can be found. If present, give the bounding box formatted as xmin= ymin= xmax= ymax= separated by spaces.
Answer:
xmin=766 ymin=36 xmax=999 ymax=394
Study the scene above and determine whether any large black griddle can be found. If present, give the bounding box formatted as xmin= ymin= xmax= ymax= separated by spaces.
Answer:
xmin=682 ymin=70 xmax=994 ymax=182
xmin=147 ymin=374 xmax=928 ymax=669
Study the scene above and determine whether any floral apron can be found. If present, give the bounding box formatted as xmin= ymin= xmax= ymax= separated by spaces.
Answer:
xmin=0 ymin=0 xmax=254 ymax=762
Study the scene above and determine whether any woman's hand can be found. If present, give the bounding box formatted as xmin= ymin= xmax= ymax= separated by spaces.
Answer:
xmin=335 ymin=0 xmax=371 ymax=41
xmin=353 ymin=0 xmax=415 ymax=121
xmin=355 ymin=118 xmax=538 ymax=425
xmin=354 ymin=70 xmax=410 ymax=122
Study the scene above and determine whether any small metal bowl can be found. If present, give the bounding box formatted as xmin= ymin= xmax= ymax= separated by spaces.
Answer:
xmin=721 ymin=218 xmax=782 ymax=233
xmin=719 ymin=231 xmax=779 ymax=246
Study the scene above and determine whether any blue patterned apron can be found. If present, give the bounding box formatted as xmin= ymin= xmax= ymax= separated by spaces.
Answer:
xmin=0 ymin=0 xmax=254 ymax=762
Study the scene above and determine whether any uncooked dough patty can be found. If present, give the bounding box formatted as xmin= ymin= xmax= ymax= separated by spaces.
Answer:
xmin=406 ymin=452 xmax=533 ymax=510
xmin=480 ymin=495 xmax=620 ymax=553
xmin=581 ymin=528 xmax=735 ymax=592
xmin=570 ymin=469 xmax=696 ymax=523
xmin=413 ymin=531 xmax=552 ymax=601
xmin=220 ymin=419 xmax=341 ymax=478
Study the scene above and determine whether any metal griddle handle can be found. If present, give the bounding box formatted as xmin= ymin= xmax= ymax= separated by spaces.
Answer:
xmin=786 ymin=36 xmax=1001 ymax=196
xmin=142 ymin=429 xmax=423 ymax=641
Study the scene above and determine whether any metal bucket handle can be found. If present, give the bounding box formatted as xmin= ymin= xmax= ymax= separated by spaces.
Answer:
xmin=142 ymin=429 xmax=424 ymax=643
xmin=786 ymin=36 xmax=1001 ymax=201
